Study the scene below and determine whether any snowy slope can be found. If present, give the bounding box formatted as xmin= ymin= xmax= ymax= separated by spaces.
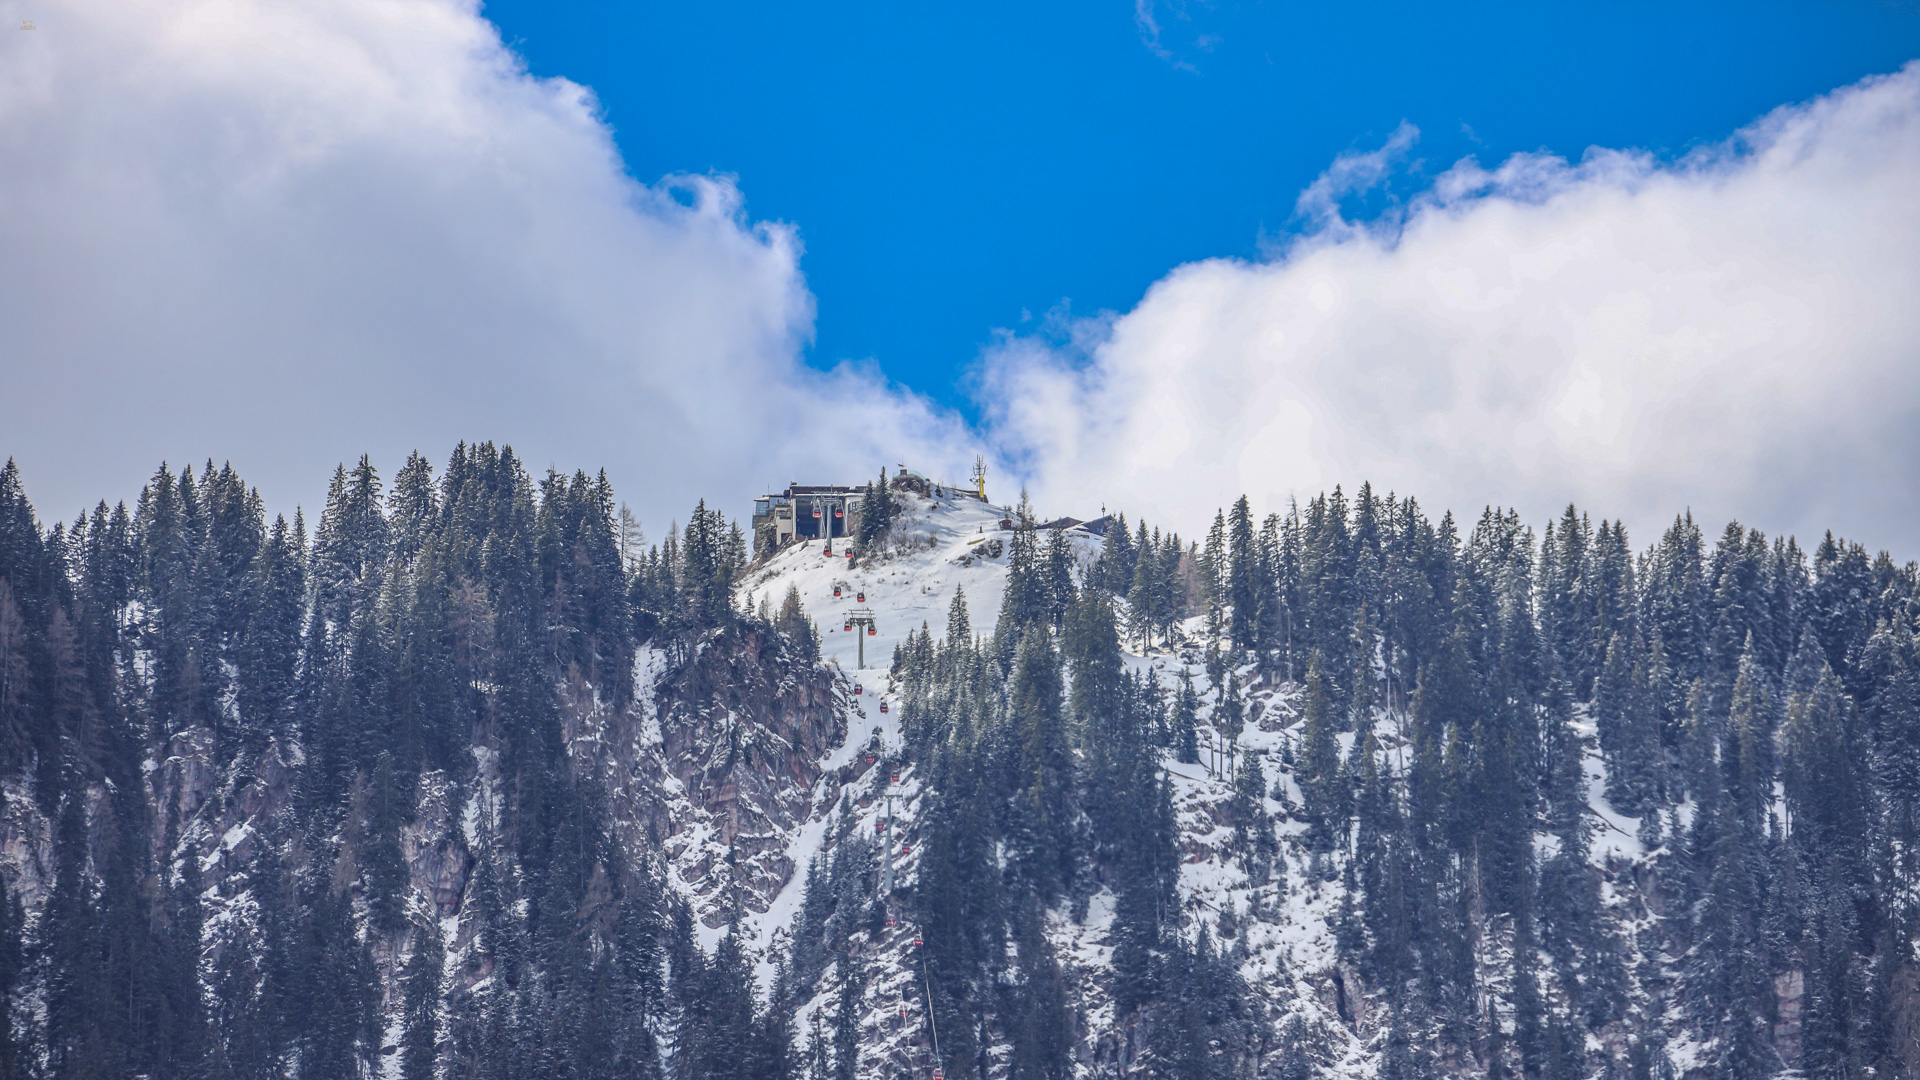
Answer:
xmin=730 ymin=490 xmax=1018 ymax=959
xmin=715 ymin=487 xmax=1371 ymax=1076
xmin=704 ymin=485 xmax=1657 ymax=1079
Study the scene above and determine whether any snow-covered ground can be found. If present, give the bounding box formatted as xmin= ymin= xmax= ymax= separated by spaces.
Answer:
xmin=714 ymin=486 xmax=1365 ymax=1071
xmin=731 ymin=490 xmax=1016 ymax=967
xmin=709 ymin=484 xmax=1671 ymax=1077
xmin=741 ymin=493 xmax=1011 ymax=758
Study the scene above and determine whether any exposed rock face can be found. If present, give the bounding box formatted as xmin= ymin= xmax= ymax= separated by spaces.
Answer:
xmin=0 ymin=780 xmax=50 ymax=912
xmin=162 ymin=726 xmax=220 ymax=823
xmin=403 ymin=771 xmax=472 ymax=918
xmin=656 ymin=626 xmax=842 ymax=836
xmin=47 ymin=623 xmax=844 ymax=966
xmin=1773 ymin=969 xmax=1805 ymax=1066
xmin=550 ymin=623 xmax=846 ymax=931
xmin=646 ymin=624 xmax=844 ymax=925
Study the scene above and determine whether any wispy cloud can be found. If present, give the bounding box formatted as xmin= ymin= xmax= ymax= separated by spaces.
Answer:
xmin=1292 ymin=121 xmax=1421 ymax=233
xmin=1134 ymin=0 xmax=1174 ymax=60
xmin=1133 ymin=0 xmax=1212 ymax=71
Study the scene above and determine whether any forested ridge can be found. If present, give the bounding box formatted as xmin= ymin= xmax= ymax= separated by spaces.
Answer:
xmin=1 ymin=447 xmax=1918 ymax=1080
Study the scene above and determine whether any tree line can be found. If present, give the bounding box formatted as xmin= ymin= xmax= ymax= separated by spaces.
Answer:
xmin=0 ymin=448 xmax=790 ymax=1080
xmin=878 ymin=485 xmax=1920 ymax=1078
xmin=2 ymin=450 xmax=1918 ymax=1079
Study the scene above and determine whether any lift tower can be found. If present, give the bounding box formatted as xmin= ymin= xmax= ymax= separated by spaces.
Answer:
xmin=844 ymin=608 xmax=878 ymax=668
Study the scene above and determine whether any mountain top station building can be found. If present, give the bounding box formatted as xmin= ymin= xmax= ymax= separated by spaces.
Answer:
xmin=753 ymin=483 xmax=866 ymax=547
xmin=754 ymin=466 xmax=1001 ymax=552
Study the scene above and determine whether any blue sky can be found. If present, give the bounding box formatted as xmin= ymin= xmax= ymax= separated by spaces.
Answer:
xmin=485 ymin=0 xmax=1920 ymax=411
xmin=6 ymin=1 xmax=1920 ymax=548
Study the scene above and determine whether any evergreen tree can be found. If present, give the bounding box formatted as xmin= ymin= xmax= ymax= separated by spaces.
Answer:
xmin=777 ymin=584 xmax=819 ymax=661
xmin=1202 ymin=508 xmax=1228 ymax=638
xmin=679 ymin=499 xmax=744 ymax=630
xmin=1173 ymin=670 xmax=1200 ymax=766
xmin=1127 ymin=523 xmax=1181 ymax=650
xmin=1042 ymin=524 xmax=1076 ymax=628
xmin=1226 ymin=495 xmax=1259 ymax=651
xmin=401 ymin=931 xmax=444 ymax=1080
xmin=1093 ymin=512 xmax=1134 ymax=596
xmin=0 ymin=879 xmax=21 ymax=1079
xmin=1296 ymin=651 xmax=1346 ymax=851
xmin=1595 ymin=630 xmax=1661 ymax=815
xmin=238 ymin=512 xmax=305 ymax=750
xmin=1007 ymin=633 xmax=1074 ymax=904
xmin=364 ymin=750 xmax=411 ymax=934
xmin=946 ymin=584 xmax=972 ymax=647
xmin=1006 ymin=903 xmax=1075 ymax=1080
xmin=1111 ymin=770 xmax=1178 ymax=1015
xmin=1232 ymin=747 xmax=1277 ymax=879
xmin=1539 ymin=505 xmax=1593 ymax=693
xmin=832 ymin=953 xmax=865 ymax=1080
xmin=857 ymin=467 xmax=896 ymax=550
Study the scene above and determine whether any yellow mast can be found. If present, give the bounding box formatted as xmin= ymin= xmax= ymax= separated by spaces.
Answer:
xmin=970 ymin=455 xmax=987 ymax=501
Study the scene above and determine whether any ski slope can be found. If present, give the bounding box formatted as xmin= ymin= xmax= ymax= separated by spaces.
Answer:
xmin=723 ymin=484 xmax=1378 ymax=1074
xmin=739 ymin=489 xmax=1026 ymax=762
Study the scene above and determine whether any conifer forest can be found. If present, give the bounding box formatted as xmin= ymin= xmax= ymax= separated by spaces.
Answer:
xmin=3 ymin=446 xmax=1920 ymax=1080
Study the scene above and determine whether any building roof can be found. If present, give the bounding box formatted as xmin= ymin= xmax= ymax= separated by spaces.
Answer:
xmin=780 ymin=484 xmax=866 ymax=497
xmin=1034 ymin=514 xmax=1116 ymax=536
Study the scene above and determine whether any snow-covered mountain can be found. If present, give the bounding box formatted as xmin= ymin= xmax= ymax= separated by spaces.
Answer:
xmin=693 ymin=486 xmax=1649 ymax=1079
xmin=0 ymin=454 xmax=1908 ymax=1080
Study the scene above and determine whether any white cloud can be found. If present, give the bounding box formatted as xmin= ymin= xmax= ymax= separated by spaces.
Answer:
xmin=0 ymin=0 xmax=979 ymax=527
xmin=4 ymin=0 xmax=1916 ymax=555
xmin=983 ymin=64 xmax=1920 ymax=552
